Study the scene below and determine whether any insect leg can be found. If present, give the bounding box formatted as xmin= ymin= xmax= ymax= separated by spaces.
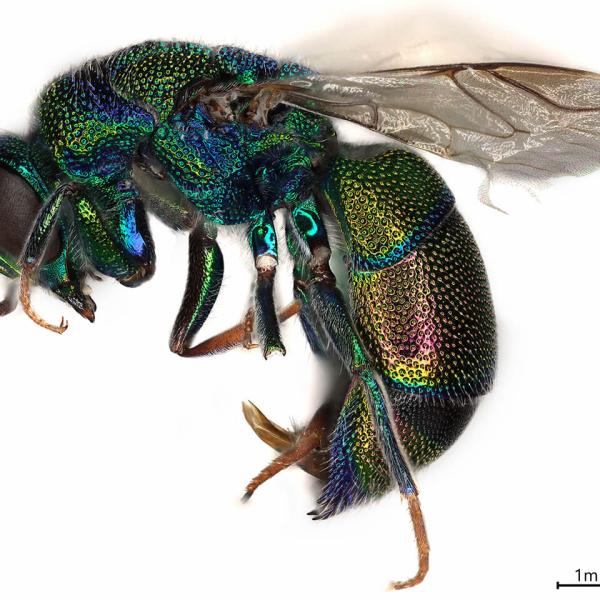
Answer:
xmin=70 ymin=193 xmax=143 ymax=283
xmin=19 ymin=183 xmax=77 ymax=333
xmin=284 ymin=212 xmax=329 ymax=357
xmin=168 ymin=221 xmax=298 ymax=358
xmin=242 ymin=400 xmax=335 ymax=500
xmin=239 ymin=200 xmax=336 ymax=490
xmin=169 ymin=219 xmax=224 ymax=356
xmin=19 ymin=183 xmax=115 ymax=333
xmin=0 ymin=283 xmax=16 ymax=316
xmin=180 ymin=301 xmax=301 ymax=357
xmin=287 ymin=196 xmax=429 ymax=589
xmin=0 ymin=251 xmax=18 ymax=316
xmin=22 ymin=176 xmax=158 ymax=333
xmin=175 ymin=207 xmax=324 ymax=357
xmin=248 ymin=211 xmax=286 ymax=358
xmin=91 ymin=179 xmax=156 ymax=288
xmin=0 ymin=137 xmax=95 ymax=323
xmin=241 ymin=372 xmax=349 ymax=497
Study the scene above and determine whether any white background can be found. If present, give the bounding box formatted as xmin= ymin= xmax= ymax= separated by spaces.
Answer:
xmin=1 ymin=1 xmax=600 ymax=598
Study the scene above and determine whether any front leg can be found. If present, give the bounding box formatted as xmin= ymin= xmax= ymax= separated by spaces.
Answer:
xmin=0 ymin=250 xmax=19 ymax=316
xmin=92 ymin=178 xmax=156 ymax=287
xmin=18 ymin=178 xmax=154 ymax=333
xmin=18 ymin=183 xmax=78 ymax=333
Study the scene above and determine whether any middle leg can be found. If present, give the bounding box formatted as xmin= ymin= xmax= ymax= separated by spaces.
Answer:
xmin=248 ymin=210 xmax=285 ymax=358
xmin=169 ymin=218 xmax=224 ymax=356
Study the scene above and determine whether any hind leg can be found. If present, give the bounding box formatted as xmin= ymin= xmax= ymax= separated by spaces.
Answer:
xmin=243 ymin=196 xmax=429 ymax=589
xmin=242 ymin=370 xmax=430 ymax=589
xmin=242 ymin=398 xmax=341 ymax=499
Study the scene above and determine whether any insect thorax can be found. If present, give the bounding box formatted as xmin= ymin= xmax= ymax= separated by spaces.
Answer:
xmin=33 ymin=41 xmax=334 ymax=226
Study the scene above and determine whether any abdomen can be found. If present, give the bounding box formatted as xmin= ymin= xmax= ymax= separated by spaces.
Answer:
xmin=323 ymin=147 xmax=497 ymax=466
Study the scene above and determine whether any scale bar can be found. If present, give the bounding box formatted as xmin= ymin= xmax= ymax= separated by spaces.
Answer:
xmin=557 ymin=582 xmax=600 ymax=589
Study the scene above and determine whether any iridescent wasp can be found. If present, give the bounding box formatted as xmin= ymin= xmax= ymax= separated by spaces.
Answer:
xmin=1 ymin=41 xmax=599 ymax=590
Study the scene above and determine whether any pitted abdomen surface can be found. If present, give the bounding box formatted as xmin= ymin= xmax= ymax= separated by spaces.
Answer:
xmin=322 ymin=149 xmax=497 ymax=404
xmin=352 ymin=208 xmax=496 ymax=402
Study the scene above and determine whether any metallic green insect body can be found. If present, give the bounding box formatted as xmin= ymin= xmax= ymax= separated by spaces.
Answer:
xmin=4 ymin=39 xmax=597 ymax=590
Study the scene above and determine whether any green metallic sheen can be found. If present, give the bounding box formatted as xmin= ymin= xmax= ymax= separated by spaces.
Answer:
xmin=0 ymin=249 xmax=19 ymax=278
xmin=72 ymin=195 xmax=132 ymax=278
xmin=184 ymin=242 xmax=222 ymax=340
xmin=323 ymin=149 xmax=455 ymax=271
xmin=323 ymin=149 xmax=496 ymax=401
xmin=0 ymin=136 xmax=49 ymax=198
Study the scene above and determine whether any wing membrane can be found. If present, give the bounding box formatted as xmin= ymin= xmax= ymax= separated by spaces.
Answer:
xmin=275 ymin=63 xmax=600 ymax=178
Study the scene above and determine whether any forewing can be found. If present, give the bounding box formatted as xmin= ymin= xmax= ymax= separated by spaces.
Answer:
xmin=272 ymin=63 xmax=600 ymax=179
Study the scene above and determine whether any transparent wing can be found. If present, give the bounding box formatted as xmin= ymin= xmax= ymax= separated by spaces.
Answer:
xmin=271 ymin=63 xmax=600 ymax=180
